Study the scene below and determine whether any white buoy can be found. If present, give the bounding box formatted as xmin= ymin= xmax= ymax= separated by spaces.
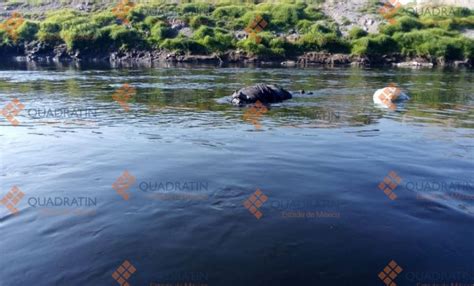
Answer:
xmin=373 ymin=85 xmax=409 ymax=109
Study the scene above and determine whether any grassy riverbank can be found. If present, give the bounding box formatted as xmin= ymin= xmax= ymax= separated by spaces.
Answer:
xmin=1 ymin=0 xmax=473 ymax=64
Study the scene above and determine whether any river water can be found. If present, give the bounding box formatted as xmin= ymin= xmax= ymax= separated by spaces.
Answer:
xmin=0 ymin=62 xmax=473 ymax=286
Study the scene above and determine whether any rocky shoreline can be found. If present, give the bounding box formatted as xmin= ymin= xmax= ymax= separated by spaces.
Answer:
xmin=1 ymin=41 xmax=472 ymax=68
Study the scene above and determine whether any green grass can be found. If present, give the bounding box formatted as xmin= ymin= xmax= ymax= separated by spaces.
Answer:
xmin=0 ymin=0 xmax=472 ymax=62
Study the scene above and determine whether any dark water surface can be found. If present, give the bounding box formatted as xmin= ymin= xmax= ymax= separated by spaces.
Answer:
xmin=0 ymin=62 xmax=473 ymax=286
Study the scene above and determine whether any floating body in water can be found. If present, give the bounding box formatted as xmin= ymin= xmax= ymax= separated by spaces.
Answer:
xmin=373 ymin=84 xmax=410 ymax=109
xmin=231 ymin=84 xmax=293 ymax=105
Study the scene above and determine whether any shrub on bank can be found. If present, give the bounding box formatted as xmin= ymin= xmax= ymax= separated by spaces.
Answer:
xmin=238 ymin=11 xmax=270 ymax=31
xmin=190 ymin=15 xmax=215 ymax=29
xmin=37 ymin=22 xmax=62 ymax=42
xmin=0 ymin=1 xmax=472 ymax=63
xmin=237 ymin=38 xmax=271 ymax=56
xmin=318 ymin=34 xmax=351 ymax=53
xmin=37 ymin=10 xmax=81 ymax=42
xmin=60 ymin=23 xmax=99 ymax=50
xmin=180 ymin=3 xmax=213 ymax=15
xmin=199 ymin=33 xmax=234 ymax=53
xmin=150 ymin=22 xmax=174 ymax=44
xmin=0 ymin=29 xmax=9 ymax=46
xmin=16 ymin=21 xmax=39 ymax=42
xmin=92 ymin=11 xmax=118 ymax=27
xmin=160 ymin=36 xmax=207 ymax=54
xmin=105 ymin=24 xmax=146 ymax=50
xmin=128 ymin=9 xmax=147 ymax=24
xmin=351 ymin=34 xmax=399 ymax=56
xmin=348 ymin=27 xmax=368 ymax=40
xmin=296 ymin=19 xmax=313 ymax=33
xmin=421 ymin=16 xmax=474 ymax=30
xmin=380 ymin=16 xmax=423 ymax=35
xmin=392 ymin=28 xmax=471 ymax=60
xmin=297 ymin=31 xmax=350 ymax=54
xmin=212 ymin=5 xmax=247 ymax=19
xmin=303 ymin=6 xmax=327 ymax=21
xmin=193 ymin=25 xmax=214 ymax=40
xmin=269 ymin=37 xmax=299 ymax=57
xmin=464 ymin=39 xmax=474 ymax=61
xmin=143 ymin=16 xmax=162 ymax=29
xmin=262 ymin=3 xmax=304 ymax=29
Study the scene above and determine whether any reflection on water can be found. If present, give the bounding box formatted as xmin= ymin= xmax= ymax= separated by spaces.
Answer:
xmin=0 ymin=62 xmax=472 ymax=132
xmin=0 ymin=62 xmax=473 ymax=286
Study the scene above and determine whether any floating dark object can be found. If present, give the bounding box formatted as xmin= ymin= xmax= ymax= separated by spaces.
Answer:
xmin=231 ymin=84 xmax=292 ymax=105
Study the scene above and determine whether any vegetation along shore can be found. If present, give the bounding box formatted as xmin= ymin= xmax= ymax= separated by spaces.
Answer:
xmin=0 ymin=0 xmax=473 ymax=67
